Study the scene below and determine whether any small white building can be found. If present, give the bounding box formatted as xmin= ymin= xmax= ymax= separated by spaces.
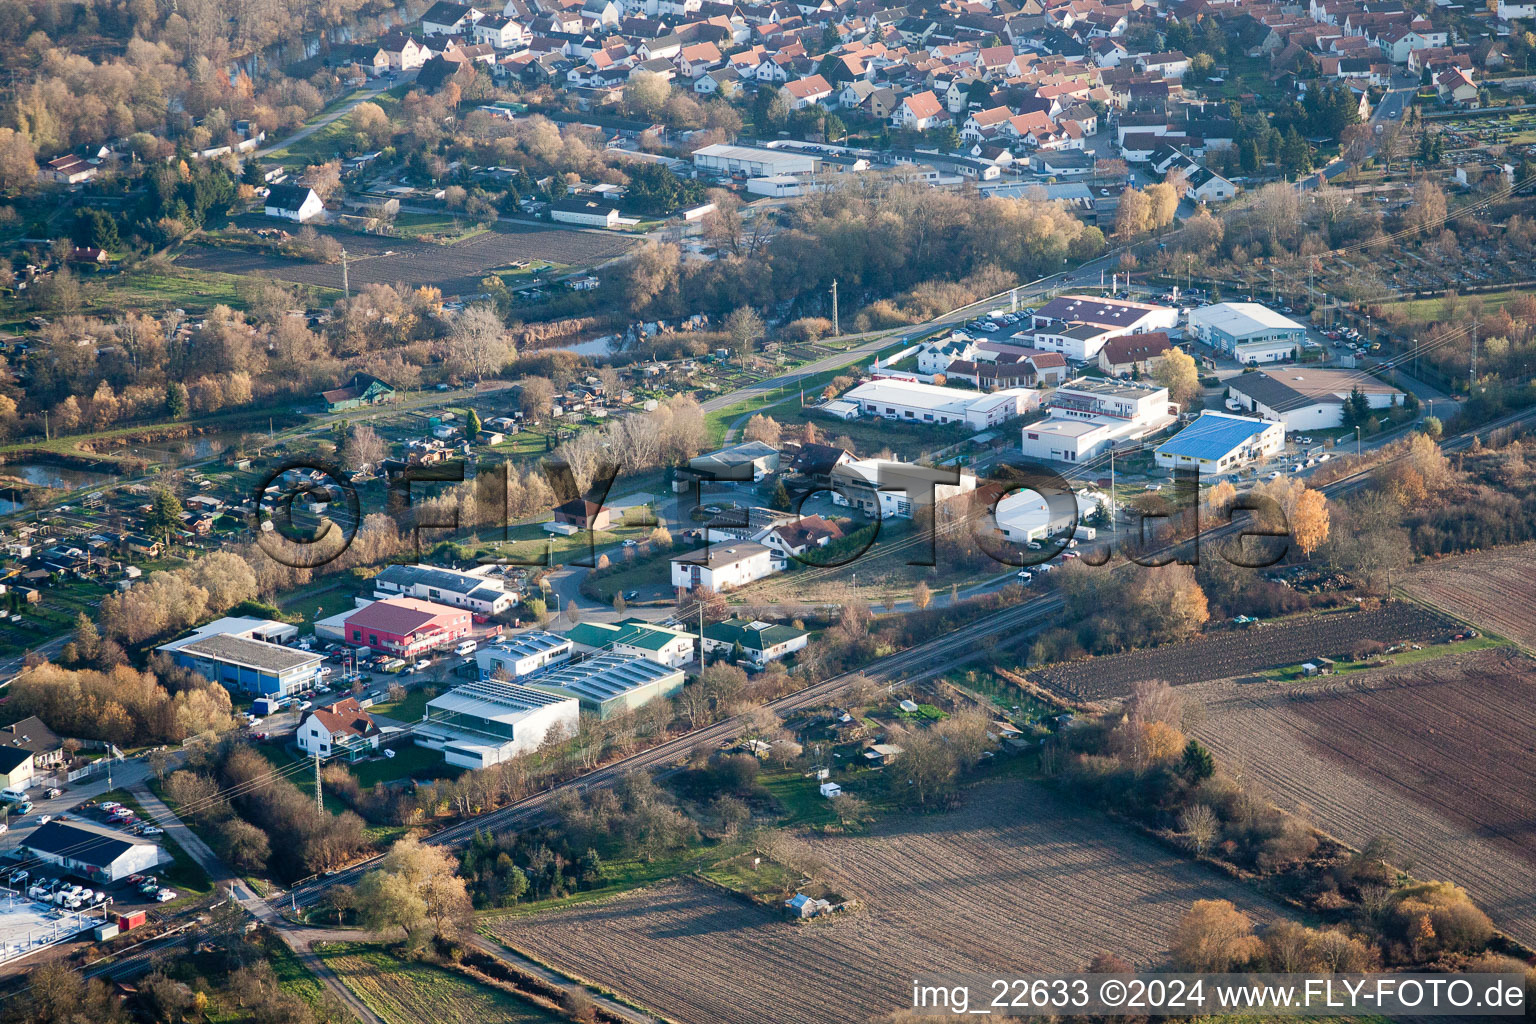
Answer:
xmin=693 ymin=143 xmax=817 ymax=177
xmin=22 ymin=821 xmax=162 ymax=883
xmin=843 ymin=379 xmax=1040 ymax=429
xmin=551 ymin=199 xmax=620 ymax=228
xmin=671 ymin=541 xmax=775 ymax=592
xmin=264 ymin=185 xmax=324 ymax=223
xmin=372 ymin=563 xmax=516 ymax=617
xmin=1187 ymin=302 xmax=1306 ymax=365
xmin=1154 ymin=412 xmax=1285 ymax=473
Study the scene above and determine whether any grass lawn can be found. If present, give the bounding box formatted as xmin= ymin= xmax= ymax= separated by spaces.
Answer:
xmin=315 ymin=941 xmax=564 ymax=1024
xmin=366 ymin=687 xmax=433 ymax=723
xmin=1257 ymin=635 xmax=1505 ymax=682
xmin=349 ymin=743 xmax=447 ymax=788
xmin=1383 ymin=286 xmax=1533 ymax=324
xmin=758 ymin=770 xmax=837 ymax=828
xmin=477 ymin=845 xmax=740 ymax=920
xmin=698 ymin=850 xmax=801 ymax=904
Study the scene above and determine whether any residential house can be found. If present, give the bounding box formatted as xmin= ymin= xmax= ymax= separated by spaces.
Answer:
xmin=892 ymin=90 xmax=949 ymax=130
xmin=319 ymin=372 xmax=395 ymax=412
xmin=553 ymin=497 xmax=614 ymax=531
xmin=700 ymin=617 xmax=809 ymax=664
xmin=1097 ymin=332 xmax=1173 ymax=377
xmin=297 ymin=698 xmax=381 ymax=760
xmin=264 ymin=184 xmax=324 ymax=223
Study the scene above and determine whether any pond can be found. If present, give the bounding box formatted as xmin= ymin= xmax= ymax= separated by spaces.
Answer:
xmin=0 ymin=461 xmax=116 ymax=491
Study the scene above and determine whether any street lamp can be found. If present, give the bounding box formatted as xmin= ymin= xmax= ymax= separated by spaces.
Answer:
xmin=1355 ymin=425 xmax=1362 ymax=457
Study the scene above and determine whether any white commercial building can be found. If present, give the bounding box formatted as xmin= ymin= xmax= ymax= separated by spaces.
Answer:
xmin=831 ymin=458 xmax=978 ymax=519
xmin=1020 ymin=378 xmax=1178 ymax=463
xmin=1187 ymin=302 xmax=1306 ymax=365
xmin=693 ymin=143 xmax=818 ymax=177
xmin=842 ymin=378 xmax=1040 ymax=428
xmin=473 ymin=630 xmax=574 ymax=680
xmin=1226 ymin=368 xmax=1405 ymax=431
xmin=22 ymin=821 xmax=162 ymax=883
xmin=1154 ymin=411 xmax=1285 ymax=473
xmin=373 ymin=563 xmax=516 ymax=618
xmin=671 ymin=540 xmax=775 ymax=592
xmin=418 ymin=679 xmax=579 ymax=769
xmin=1028 ymin=295 xmax=1179 ymax=355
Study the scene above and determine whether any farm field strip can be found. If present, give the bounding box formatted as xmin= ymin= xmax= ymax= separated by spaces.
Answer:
xmin=1184 ymin=649 xmax=1536 ymax=947
xmin=178 ymin=223 xmax=635 ymax=295
xmin=1400 ymin=544 xmax=1536 ymax=650
xmin=316 ymin=942 xmax=563 ymax=1024
xmin=1033 ymin=603 xmax=1456 ymax=698
xmin=489 ymin=782 xmax=1285 ymax=1024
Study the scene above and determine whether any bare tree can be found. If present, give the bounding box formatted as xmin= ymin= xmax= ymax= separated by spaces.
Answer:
xmin=447 ymin=303 xmax=512 ymax=381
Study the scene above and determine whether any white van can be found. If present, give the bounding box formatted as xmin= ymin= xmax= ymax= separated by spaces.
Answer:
xmin=0 ymin=787 xmax=27 ymax=804
xmin=455 ymin=640 xmax=478 ymax=657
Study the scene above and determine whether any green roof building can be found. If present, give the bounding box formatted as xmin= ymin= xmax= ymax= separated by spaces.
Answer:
xmin=565 ymin=618 xmax=696 ymax=668
xmin=700 ymin=617 xmax=809 ymax=666
xmin=527 ymin=654 xmax=685 ymax=719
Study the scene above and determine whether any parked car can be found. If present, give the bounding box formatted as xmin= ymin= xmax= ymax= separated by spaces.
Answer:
xmin=155 ymin=889 xmax=177 ymax=902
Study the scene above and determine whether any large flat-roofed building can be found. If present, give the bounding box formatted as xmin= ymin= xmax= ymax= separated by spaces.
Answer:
xmin=1048 ymin=378 xmax=1177 ymax=430
xmin=1020 ymin=378 xmax=1178 ymax=463
xmin=344 ymin=597 xmax=472 ymax=658
xmin=419 ymin=680 xmax=579 ymax=769
xmin=1187 ymin=302 xmax=1306 ymax=364
xmin=526 ymin=654 xmax=685 ymax=718
xmin=692 ymin=143 xmax=818 ymax=177
xmin=22 ymin=821 xmax=162 ymax=882
xmin=1226 ymin=368 xmax=1405 ymax=430
xmin=157 ymin=617 xmax=320 ymax=697
xmin=566 ymin=619 xmax=696 ymax=667
xmin=474 ymin=630 xmax=573 ymax=680
xmin=373 ymin=564 xmax=516 ymax=618
xmin=1154 ymin=411 xmax=1285 ymax=472
xmin=842 ymin=379 xmax=1040 ymax=428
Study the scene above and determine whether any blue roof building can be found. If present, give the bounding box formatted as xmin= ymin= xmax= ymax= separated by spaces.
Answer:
xmin=1154 ymin=412 xmax=1285 ymax=473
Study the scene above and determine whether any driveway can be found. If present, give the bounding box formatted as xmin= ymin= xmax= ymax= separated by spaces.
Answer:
xmin=256 ymin=73 xmax=415 ymax=160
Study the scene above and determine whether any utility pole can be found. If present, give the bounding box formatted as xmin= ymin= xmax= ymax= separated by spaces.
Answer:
xmin=1110 ymin=448 xmax=1117 ymax=549
xmin=313 ymin=753 xmax=323 ymax=811
xmin=341 ymin=247 xmax=350 ymax=298
xmin=1470 ymin=319 xmax=1479 ymax=391
xmin=829 ymin=279 xmax=839 ymax=336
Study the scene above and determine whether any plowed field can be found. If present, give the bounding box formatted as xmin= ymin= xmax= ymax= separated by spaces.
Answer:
xmin=1402 ymin=544 xmax=1536 ymax=649
xmin=180 ymin=223 xmax=635 ymax=296
xmin=1034 ymin=602 xmax=1456 ymax=699
xmin=487 ymin=782 xmax=1284 ymax=1024
xmin=1185 ymin=648 xmax=1536 ymax=946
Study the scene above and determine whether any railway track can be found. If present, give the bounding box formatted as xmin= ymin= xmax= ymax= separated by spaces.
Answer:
xmin=283 ymin=403 xmax=1536 ymax=909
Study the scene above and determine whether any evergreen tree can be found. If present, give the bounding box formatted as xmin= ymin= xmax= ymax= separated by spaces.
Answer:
xmin=146 ymin=486 xmax=184 ymax=544
xmin=165 ymin=382 xmax=189 ymax=419
xmin=770 ymin=479 xmax=793 ymax=511
xmin=1181 ymin=739 xmax=1216 ymax=782
xmin=466 ymin=407 xmax=483 ymax=437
